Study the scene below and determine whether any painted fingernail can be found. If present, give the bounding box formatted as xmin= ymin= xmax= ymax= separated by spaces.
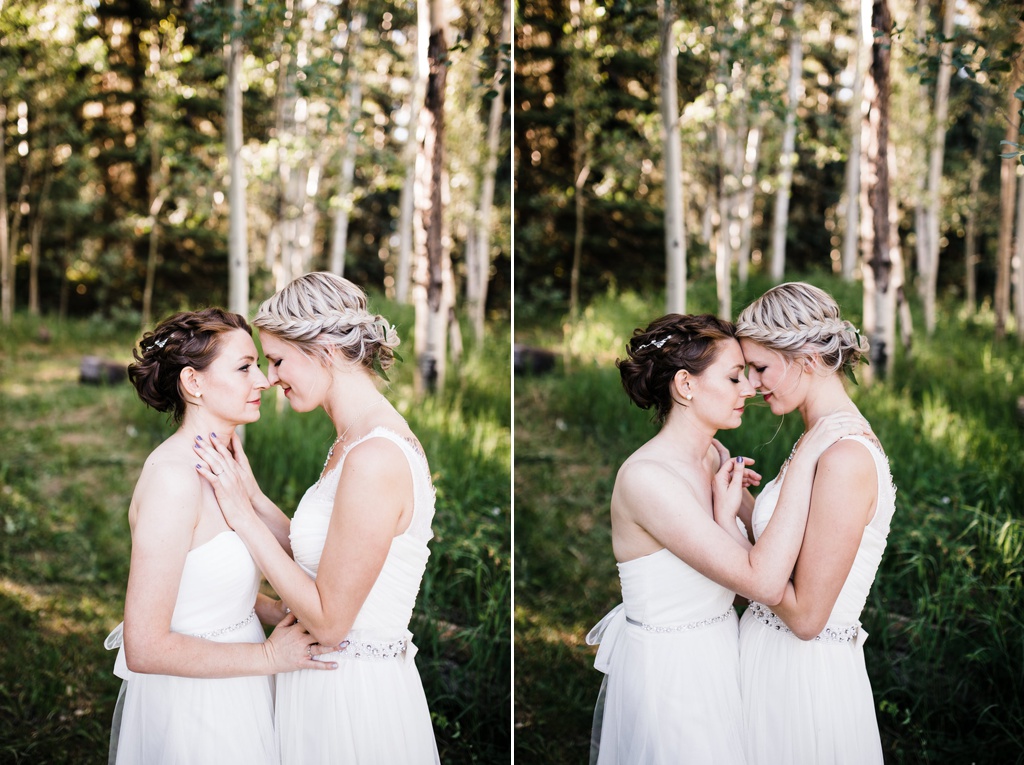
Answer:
xmin=331 ymin=663 xmax=339 ymax=669
xmin=211 ymin=432 xmax=217 ymax=439
xmin=195 ymin=464 xmax=202 ymax=470
xmin=736 ymin=456 xmax=744 ymax=464
xmin=195 ymin=435 xmax=202 ymax=441
xmin=338 ymin=640 xmax=350 ymax=649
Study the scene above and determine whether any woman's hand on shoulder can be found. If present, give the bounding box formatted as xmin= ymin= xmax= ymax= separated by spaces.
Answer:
xmin=263 ymin=611 xmax=342 ymax=673
xmin=793 ymin=412 xmax=871 ymax=467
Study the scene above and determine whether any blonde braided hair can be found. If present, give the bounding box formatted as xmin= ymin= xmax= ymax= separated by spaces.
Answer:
xmin=735 ymin=282 xmax=869 ymax=377
xmin=254 ymin=272 xmax=400 ymax=375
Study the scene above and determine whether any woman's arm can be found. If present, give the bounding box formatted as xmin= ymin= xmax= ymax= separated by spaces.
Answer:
xmin=764 ymin=439 xmax=877 ymax=638
xmin=624 ymin=414 xmax=868 ymax=603
xmin=197 ymin=436 xmax=414 ymax=647
xmin=122 ymin=462 xmax=335 ymax=677
xmin=624 ymin=456 xmax=815 ymax=605
xmin=255 ymin=592 xmax=287 ymax=627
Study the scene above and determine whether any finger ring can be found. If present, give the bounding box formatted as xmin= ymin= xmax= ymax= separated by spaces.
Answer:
xmin=306 ymin=645 xmax=312 ymax=658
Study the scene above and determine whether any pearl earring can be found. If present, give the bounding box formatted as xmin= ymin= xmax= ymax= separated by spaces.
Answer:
xmin=685 ymin=394 xmax=693 ymax=401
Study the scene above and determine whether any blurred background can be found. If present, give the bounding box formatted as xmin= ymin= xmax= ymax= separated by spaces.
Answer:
xmin=515 ymin=1 xmax=1024 ymax=763
xmin=0 ymin=0 xmax=511 ymax=763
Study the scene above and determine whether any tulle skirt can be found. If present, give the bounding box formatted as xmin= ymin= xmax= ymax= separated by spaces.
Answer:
xmin=274 ymin=634 xmax=439 ymax=765
xmin=591 ymin=609 xmax=747 ymax=765
xmin=739 ymin=606 xmax=883 ymax=765
xmin=108 ymin=622 xmax=275 ymax=765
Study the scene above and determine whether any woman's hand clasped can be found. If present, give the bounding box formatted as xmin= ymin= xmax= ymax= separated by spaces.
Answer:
xmin=712 ymin=453 xmax=760 ymax=524
xmin=264 ymin=611 xmax=344 ymax=673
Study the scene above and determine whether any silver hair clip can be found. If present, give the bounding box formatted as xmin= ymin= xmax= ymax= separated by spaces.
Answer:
xmin=636 ymin=335 xmax=672 ymax=351
xmin=154 ymin=337 xmax=168 ymax=348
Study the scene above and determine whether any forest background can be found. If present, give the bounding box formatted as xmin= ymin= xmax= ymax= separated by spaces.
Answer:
xmin=515 ymin=0 xmax=1024 ymax=763
xmin=0 ymin=0 xmax=511 ymax=763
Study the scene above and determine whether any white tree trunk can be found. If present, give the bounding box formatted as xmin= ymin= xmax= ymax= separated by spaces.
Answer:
xmin=770 ymin=0 xmax=803 ymax=283
xmin=414 ymin=0 xmax=450 ymax=394
xmin=861 ymin=0 xmax=893 ymax=384
xmin=659 ymin=0 xmax=686 ymax=314
xmin=1014 ymin=155 xmax=1024 ymax=341
xmin=842 ymin=0 xmax=869 ymax=280
xmin=225 ymin=0 xmax=248 ymax=316
xmin=329 ymin=12 xmax=365 ymax=277
xmin=0 ymin=102 xmax=8 ymax=326
xmin=396 ymin=0 xmax=430 ymax=304
xmin=964 ymin=103 xmax=989 ymax=312
xmin=995 ymin=34 xmax=1024 ymax=341
xmin=467 ymin=0 xmax=511 ymax=341
xmin=738 ymin=115 xmax=763 ymax=288
xmin=922 ymin=0 xmax=956 ymax=335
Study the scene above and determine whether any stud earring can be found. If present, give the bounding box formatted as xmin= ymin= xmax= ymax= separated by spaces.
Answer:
xmin=684 ymin=394 xmax=693 ymax=401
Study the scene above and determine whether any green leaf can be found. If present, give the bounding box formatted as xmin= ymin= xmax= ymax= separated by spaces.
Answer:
xmin=371 ymin=353 xmax=391 ymax=383
xmin=844 ymin=364 xmax=860 ymax=386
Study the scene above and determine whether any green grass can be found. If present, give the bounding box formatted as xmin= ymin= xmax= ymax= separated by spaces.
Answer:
xmin=0 ymin=306 xmax=511 ymax=764
xmin=514 ymin=274 xmax=1024 ymax=764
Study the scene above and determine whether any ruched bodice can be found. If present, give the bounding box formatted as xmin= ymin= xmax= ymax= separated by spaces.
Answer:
xmin=619 ymin=547 xmax=736 ymax=626
xmin=749 ymin=434 xmax=895 ymax=625
xmin=170 ymin=531 xmax=262 ymax=636
xmin=289 ymin=427 xmax=434 ymax=635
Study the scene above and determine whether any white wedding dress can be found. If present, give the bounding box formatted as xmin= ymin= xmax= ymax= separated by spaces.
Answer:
xmin=274 ymin=426 xmax=440 ymax=764
xmin=587 ymin=547 xmax=747 ymax=764
xmin=739 ymin=434 xmax=896 ymax=764
xmin=106 ymin=531 xmax=276 ymax=764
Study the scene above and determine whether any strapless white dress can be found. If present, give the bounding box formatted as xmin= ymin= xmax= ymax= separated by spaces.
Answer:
xmin=106 ymin=531 xmax=275 ymax=764
xmin=587 ymin=547 xmax=747 ymax=764
xmin=739 ymin=434 xmax=896 ymax=764
xmin=274 ymin=427 xmax=440 ymax=764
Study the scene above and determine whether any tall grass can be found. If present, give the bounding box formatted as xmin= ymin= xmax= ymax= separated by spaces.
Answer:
xmin=514 ymin=274 xmax=1024 ymax=764
xmin=0 ymin=304 xmax=511 ymax=764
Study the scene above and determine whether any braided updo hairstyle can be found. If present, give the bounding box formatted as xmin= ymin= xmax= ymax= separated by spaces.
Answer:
xmin=617 ymin=313 xmax=737 ymax=424
xmin=735 ymin=282 xmax=869 ymax=377
xmin=128 ymin=308 xmax=253 ymax=424
xmin=253 ymin=272 xmax=400 ymax=375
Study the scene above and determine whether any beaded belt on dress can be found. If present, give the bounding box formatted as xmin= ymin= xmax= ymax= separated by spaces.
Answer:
xmin=193 ymin=609 xmax=257 ymax=640
xmin=335 ymin=636 xmax=409 ymax=661
xmin=625 ymin=606 xmax=735 ymax=634
xmin=746 ymin=601 xmax=862 ymax=645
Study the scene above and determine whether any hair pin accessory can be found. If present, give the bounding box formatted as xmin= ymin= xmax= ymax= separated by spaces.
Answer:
xmin=636 ymin=335 xmax=672 ymax=352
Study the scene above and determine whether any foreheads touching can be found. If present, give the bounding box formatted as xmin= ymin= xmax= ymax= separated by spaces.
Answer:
xmin=253 ymin=271 xmax=400 ymax=378
xmin=735 ymin=282 xmax=868 ymax=377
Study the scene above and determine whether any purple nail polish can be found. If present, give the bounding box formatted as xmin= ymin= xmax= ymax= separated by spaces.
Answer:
xmin=195 ymin=435 xmax=202 ymax=441
xmin=736 ymin=456 xmax=743 ymax=464
xmin=195 ymin=464 xmax=202 ymax=470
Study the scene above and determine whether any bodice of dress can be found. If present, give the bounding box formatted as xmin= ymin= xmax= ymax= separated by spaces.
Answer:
xmin=170 ymin=531 xmax=261 ymax=635
xmin=750 ymin=434 xmax=896 ymax=625
xmin=107 ymin=530 xmax=262 ymax=680
xmin=289 ymin=427 xmax=435 ymax=635
xmin=618 ymin=547 xmax=737 ymax=627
